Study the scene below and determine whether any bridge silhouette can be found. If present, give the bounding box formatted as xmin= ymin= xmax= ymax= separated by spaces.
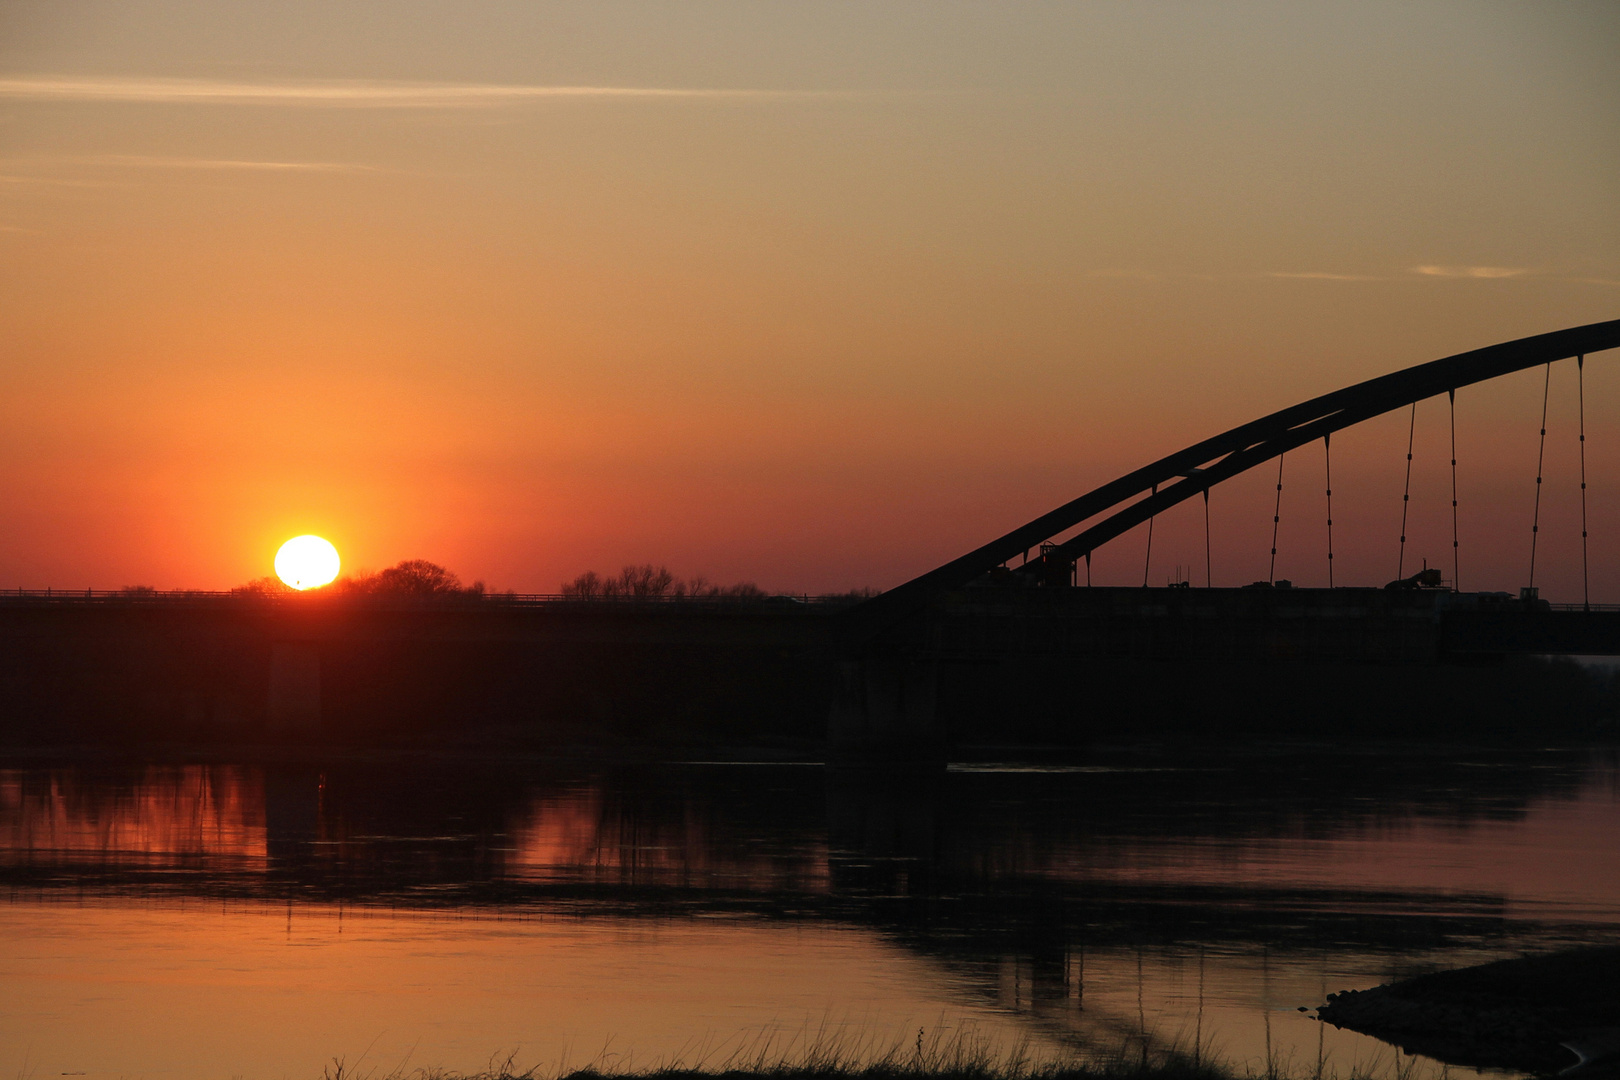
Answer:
xmin=2 ymin=321 xmax=1618 ymax=752
xmin=829 ymin=319 xmax=1620 ymax=754
xmin=848 ymin=320 xmax=1620 ymax=634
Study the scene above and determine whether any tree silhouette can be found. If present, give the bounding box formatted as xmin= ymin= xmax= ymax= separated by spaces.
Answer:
xmin=561 ymin=565 xmax=765 ymax=599
xmin=232 ymin=576 xmax=294 ymax=597
xmin=231 ymin=560 xmax=486 ymax=598
xmin=369 ymin=559 xmax=477 ymax=596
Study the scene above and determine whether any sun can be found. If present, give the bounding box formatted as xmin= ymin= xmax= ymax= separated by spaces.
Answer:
xmin=274 ymin=535 xmax=341 ymax=590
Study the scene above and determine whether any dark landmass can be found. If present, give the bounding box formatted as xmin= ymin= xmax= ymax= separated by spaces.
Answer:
xmin=1319 ymin=947 xmax=1620 ymax=1076
xmin=0 ymin=586 xmax=1615 ymax=756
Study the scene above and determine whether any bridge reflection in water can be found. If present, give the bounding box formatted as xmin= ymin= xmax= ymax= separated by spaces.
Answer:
xmin=2 ymin=752 xmax=1618 ymax=1080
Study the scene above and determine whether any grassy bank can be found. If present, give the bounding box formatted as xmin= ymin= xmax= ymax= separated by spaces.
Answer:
xmin=390 ymin=1065 xmax=1232 ymax=1080
xmin=318 ymin=1025 xmax=1244 ymax=1080
xmin=316 ymin=1023 xmax=1494 ymax=1080
xmin=327 ymin=1052 xmax=1237 ymax=1080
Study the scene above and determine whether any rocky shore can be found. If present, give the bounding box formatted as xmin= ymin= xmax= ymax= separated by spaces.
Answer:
xmin=1319 ymin=948 xmax=1620 ymax=1076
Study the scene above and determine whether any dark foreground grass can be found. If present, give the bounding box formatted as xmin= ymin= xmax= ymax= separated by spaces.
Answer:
xmin=322 ymin=1026 xmax=1237 ymax=1080
xmin=333 ymin=1059 xmax=1235 ymax=1080
xmin=457 ymin=1066 xmax=1230 ymax=1080
xmin=317 ymin=1020 xmax=1484 ymax=1080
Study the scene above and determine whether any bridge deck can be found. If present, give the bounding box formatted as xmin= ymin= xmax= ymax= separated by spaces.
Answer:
xmin=878 ymin=585 xmax=1620 ymax=661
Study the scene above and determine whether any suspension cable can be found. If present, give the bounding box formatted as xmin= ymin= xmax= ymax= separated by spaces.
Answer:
xmin=1323 ymin=435 xmax=1334 ymax=588
xmin=1529 ymin=361 xmax=1551 ymax=590
xmin=1397 ymin=403 xmax=1416 ymax=580
xmin=1142 ymin=483 xmax=1157 ymax=587
xmin=1269 ymin=453 xmax=1285 ymax=583
xmin=1449 ymin=389 xmax=1460 ymax=592
xmin=1203 ymin=487 xmax=1212 ymax=588
xmin=1579 ymin=354 xmax=1589 ymax=610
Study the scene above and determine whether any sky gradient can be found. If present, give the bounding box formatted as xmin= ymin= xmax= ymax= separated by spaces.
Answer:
xmin=2 ymin=1 xmax=1617 ymax=597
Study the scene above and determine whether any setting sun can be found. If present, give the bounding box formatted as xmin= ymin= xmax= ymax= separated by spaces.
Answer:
xmin=274 ymin=535 xmax=340 ymax=590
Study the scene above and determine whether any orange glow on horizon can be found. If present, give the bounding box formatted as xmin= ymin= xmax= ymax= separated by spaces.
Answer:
xmin=0 ymin=4 xmax=1613 ymax=598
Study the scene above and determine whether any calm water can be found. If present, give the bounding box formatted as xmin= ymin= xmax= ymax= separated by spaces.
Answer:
xmin=3 ymin=748 xmax=1618 ymax=1080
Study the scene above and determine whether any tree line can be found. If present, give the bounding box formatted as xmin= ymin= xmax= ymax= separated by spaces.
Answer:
xmin=233 ymin=559 xmax=486 ymax=597
xmin=216 ymin=559 xmax=874 ymax=601
xmin=561 ymin=565 xmax=766 ymax=599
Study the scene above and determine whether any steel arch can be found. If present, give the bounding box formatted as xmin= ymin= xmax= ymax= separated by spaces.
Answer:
xmin=845 ymin=318 xmax=1620 ymax=640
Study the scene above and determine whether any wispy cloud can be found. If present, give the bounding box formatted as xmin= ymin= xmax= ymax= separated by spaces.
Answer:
xmin=0 ymin=173 xmax=117 ymax=188
xmin=1094 ymin=266 xmax=1575 ymax=286
xmin=1411 ymin=264 xmax=1530 ymax=279
xmin=1084 ymin=268 xmax=1226 ymax=282
xmin=1267 ymin=270 xmax=1385 ymax=282
xmin=74 ymin=154 xmax=369 ymax=172
xmin=0 ymin=76 xmax=824 ymax=107
xmin=1086 ymin=268 xmax=1165 ymax=281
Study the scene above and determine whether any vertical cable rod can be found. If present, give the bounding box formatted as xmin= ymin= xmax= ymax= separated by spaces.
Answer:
xmin=1269 ymin=453 xmax=1285 ymax=583
xmin=1397 ymin=403 xmax=1416 ymax=580
xmin=1085 ymin=551 xmax=1092 ymax=587
xmin=1203 ymin=487 xmax=1212 ymax=588
xmin=1579 ymin=355 xmax=1589 ymax=610
xmin=1142 ymin=483 xmax=1157 ymax=587
xmin=1529 ymin=361 xmax=1551 ymax=590
xmin=1449 ymin=389 xmax=1460 ymax=592
xmin=1323 ymin=435 xmax=1334 ymax=588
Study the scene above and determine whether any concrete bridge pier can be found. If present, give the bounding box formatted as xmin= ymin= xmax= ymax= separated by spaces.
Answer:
xmin=267 ymin=642 xmax=321 ymax=731
xmin=827 ymin=653 xmax=948 ymax=762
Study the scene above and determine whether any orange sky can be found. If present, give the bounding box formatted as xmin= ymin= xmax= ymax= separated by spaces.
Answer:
xmin=1 ymin=2 xmax=1617 ymax=597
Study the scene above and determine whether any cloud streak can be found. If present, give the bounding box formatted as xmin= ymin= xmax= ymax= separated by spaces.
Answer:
xmin=1411 ymin=265 xmax=1529 ymax=279
xmin=1267 ymin=271 xmax=1385 ymax=282
xmin=76 ymin=154 xmax=369 ymax=172
xmin=1092 ymin=267 xmax=1587 ymax=286
xmin=0 ymin=76 xmax=826 ymax=107
xmin=0 ymin=173 xmax=117 ymax=188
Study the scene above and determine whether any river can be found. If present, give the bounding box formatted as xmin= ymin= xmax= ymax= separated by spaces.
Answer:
xmin=2 ymin=746 xmax=1617 ymax=1080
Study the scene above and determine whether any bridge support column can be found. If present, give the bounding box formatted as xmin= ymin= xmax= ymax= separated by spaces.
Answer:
xmin=827 ymin=654 xmax=946 ymax=763
xmin=267 ymin=643 xmax=321 ymax=731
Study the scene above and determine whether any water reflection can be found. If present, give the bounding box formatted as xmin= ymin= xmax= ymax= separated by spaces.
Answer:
xmin=1 ymin=749 xmax=1617 ymax=1080
xmin=507 ymin=784 xmax=831 ymax=892
xmin=0 ymin=765 xmax=266 ymax=865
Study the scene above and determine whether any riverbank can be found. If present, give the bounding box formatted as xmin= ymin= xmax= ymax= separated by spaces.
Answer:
xmin=386 ymin=1065 xmax=1230 ymax=1080
xmin=319 ymin=1037 xmax=1232 ymax=1080
xmin=2 ymin=590 xmax=1615 ymax=753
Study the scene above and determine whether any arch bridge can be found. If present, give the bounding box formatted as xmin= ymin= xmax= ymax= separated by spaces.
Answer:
xmin=832 ymin=319 xmax=1620 ymax=752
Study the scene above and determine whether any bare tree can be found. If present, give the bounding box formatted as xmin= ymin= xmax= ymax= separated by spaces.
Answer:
xmin=236 ymin=560 xmax=486 ymax=598
xmin=560 ymin=564 xmax=765 ymax=599
xmin=232 ymin=576 xmax=294 ymax=597
xmin=369 ymin=559 xmax=468 ymax=595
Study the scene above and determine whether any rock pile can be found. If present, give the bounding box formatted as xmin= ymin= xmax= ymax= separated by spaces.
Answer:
xmin=1319 ymin=947 xmax=1620 ymax=1076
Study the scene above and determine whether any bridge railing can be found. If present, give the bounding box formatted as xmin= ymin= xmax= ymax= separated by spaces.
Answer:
xmin=4 ymin=587 xmax=1611 ymax=612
